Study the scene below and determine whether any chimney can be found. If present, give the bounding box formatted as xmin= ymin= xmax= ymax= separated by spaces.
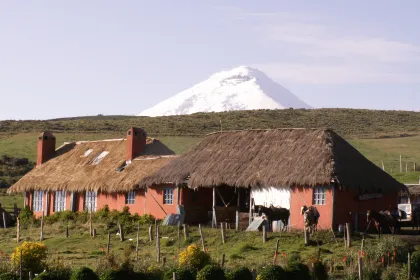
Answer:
xmin=37 ymin=131 xmax=56 ymax=166
xmin=126 ymin=127 xmax=147 ymax=163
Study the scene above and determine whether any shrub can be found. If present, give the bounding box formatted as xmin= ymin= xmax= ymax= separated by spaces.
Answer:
xmin=196 ymin=265 xmax=225 ymax=280
xmin=411 ymin=251 xmax=420 ymax=278
xmin=59 ymin=211 xmax=77 ymax=221
xmin=33 ymin=272 xmax=52 ymax=280
xmin=381 ymin=265 xmax=400 ymax=280
xmin=312 ymin=262 xmax=328 ymax=280
xmin=18 ymin=207 xmax=34 ymax=227
xmin=70 ymin=267 xmax=99 ymax=280
xmin=95 ymin=205 xmax=110 ymax=220
xmin=164 ymin=268 xmax=195 ymax=280
xmin=178 ymin=244 xmax=211 ymax=271
xmin=256 ymin=265 xmax=286 ymax=280
xmin=226 ymin=267 xmax=253 ymax=280
xmin=10 ymin=242 xmax=48 ymax=273
xmin=0 ymin=273 xmax=17 ymax=280
xmin=285 ymin=262 xmax=311 ymax=280
xmin=365 ymin=236 xmax=409 ymax=263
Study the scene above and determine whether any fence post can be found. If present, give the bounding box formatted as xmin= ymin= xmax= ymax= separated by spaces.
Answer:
xmin=149 ymin=225 xmax=153 ymax=242
xmin=173 ymin=272 xmax=177 ymax=280
xmin=66 ymin=225 xmax=69 ymax=238
xmin=304 ymin=227 xmax=310 ymax=246
xmin=16 ymin=217 xmax=20 ymax=243
xmin=183 ymin=224 xmax=189 ymax=240
xmin=40 ymin=211 xmax=44 ymax=241
xmin=236 ymin=210 xmax=239 ymax=231
xmin=2 ymin=212 xmax=6 ymax=228
xmin=156 ymin=225 xmax=161 ymax=263
xmin=346 ymin=223 xmax=351 ymax=248
xmin=136 ymin=222 xmax=140 ymax=261
xmin=199 ymin=224 xmax=206 ymax=252
xmin=262 ymin=225 xmax=267 ymax=243
xmin=221 ymin=253 xmax=226 ymax=267
xmin=358 ymin=257 xmax=363 ymax=280
xmin=119 ymin=224 xmax=124 ymax=242
xmin=221 ymin=223 xmax=226 ymax=244
xmin=273 ymin=239 xmax=280 ymax=264
xmin=107 ymin=231 xmax=111 ymax=255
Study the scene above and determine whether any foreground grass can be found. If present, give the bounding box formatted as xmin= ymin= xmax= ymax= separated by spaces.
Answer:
xmin=0 ymin=222 xmax=365 ymax=270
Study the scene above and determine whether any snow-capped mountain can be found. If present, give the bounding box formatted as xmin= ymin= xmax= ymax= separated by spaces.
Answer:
xmin=138 ymin=66 xmax=311 ymax=116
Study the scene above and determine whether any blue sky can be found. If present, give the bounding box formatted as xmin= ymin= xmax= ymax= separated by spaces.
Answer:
xmin=1 ymin=0 xmax=420 ymax=120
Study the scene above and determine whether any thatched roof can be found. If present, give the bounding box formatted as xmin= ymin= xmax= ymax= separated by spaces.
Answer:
xmin=139 ymin=128 xmax=405 ymax=193
xmin=406 ymin=184 xmax=420 ymax=195
xmin=8 ymin=138 xmax=177 ymax=194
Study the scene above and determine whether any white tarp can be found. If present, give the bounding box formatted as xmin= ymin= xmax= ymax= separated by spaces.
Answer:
xmin=252 ymin=187 xmax=291 ymax=209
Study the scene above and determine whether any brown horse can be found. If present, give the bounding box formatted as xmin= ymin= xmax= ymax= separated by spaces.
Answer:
xmin=366 ymin=210 xmax=399 ymax=238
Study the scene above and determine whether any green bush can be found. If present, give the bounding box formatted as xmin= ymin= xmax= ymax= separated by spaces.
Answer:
xmin=18 ymin=207 xmax=34 ymax=227
xmin=59 ymin=211 xmax=77 ymax=221
xmin=411 ymin=251 xmax=420 ymax=278
xmin=46 ymin=268 xmax=72 ymax=280
xmin=313 ymin=262 xmax=328 ymax=280
xmin=365 ymin=236 xmax=409 ymax=263
xmin=256 ymin=265 xmax=286 ymax=280
xmin=285 ymin=262 xmax=311 ymax=280
xmin=95 ymin=205 xmax=110 ymax=220
xmin=381 ymin=265 xmax=400 ymax=280
xmin=70 ymin=267 xmax=99 ymax=280
xmin=196 ymin=265 xmax=225 ymax=280
xmin=99 ymin=270 xmax=118 ymax=280
xmin=226 ymin=267 xmax=253 ymax=280
xmin=33 ymin=272 xmax=51 ymax=280
xmin=0 ymin=273 xmax=17 ymax=280
xmin=164 ymin=268 xmax=195 ymax=280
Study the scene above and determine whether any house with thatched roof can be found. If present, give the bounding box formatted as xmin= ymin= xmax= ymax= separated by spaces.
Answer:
xmin=138 ymin=128 xmax=406 ymax=230
xmin=8 ymin=128 xmax=181 ymax=219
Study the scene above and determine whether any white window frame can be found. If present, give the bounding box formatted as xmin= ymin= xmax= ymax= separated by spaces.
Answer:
xmin=313 ymin=187 xmax=327 ymax=205
xmin=92 ymin=151 xmax=109 ymax=165
xmin=33 ymin=191 xmax=44 ymax=212
xmin=163 ymin=188 xmax=174 ymax=205
xmin=126 ymin=190 xmax=135 ymax=205
xmin=85 ymin=191 xmax=97 ymax=212
xmin=54 ymin=191 xmax=66 ymax=212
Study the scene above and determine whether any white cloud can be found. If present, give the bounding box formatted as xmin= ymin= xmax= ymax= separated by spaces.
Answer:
xmin=219 ymin=7 xmax=420 ymax=84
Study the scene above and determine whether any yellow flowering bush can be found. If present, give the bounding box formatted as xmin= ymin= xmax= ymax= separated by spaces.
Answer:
xmin=178 ymin=244 xmax=210 ymax=271
xmin=11 ymin=242 xmax=47 ymax=273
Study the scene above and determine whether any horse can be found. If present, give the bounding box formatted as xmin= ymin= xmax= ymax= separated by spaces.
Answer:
xmin=366 ymin=210 xmax=399 ymax=238
xmin=301 ymin=205 xmax=319 ymax=235
xmin=255 ymin=205 xmax=290 ymax=232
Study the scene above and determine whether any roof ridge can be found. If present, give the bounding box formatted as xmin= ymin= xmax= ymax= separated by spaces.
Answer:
xmin=205 ymin=127 xmax=330 ymax=136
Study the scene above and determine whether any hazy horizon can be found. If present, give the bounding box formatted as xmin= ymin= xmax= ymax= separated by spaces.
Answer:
xmin=2 ymin=1 xmax=420 ymax=120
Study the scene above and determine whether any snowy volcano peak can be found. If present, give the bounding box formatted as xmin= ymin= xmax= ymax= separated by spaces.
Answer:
xmin=138 ymin=66 xmax=311 ymax=117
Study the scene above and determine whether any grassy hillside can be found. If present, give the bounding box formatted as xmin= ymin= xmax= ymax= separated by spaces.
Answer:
xmin=2 ymin=108 xmax=420 ymax=138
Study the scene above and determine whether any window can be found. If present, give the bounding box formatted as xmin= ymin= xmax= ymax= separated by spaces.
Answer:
xmin=83 ymin=149 xmax=93 ymax=157
xmin=33 ymin=191 xmax=44 ymax=212
xmin=54 ymin=191 xmax=66 ymax=212
xmin=163 ymin=188 xmax=174 ymax=204
xmin=92 ymin=151 xmax=109 ymax=165
xmin=126 ymin=191 xmax=135 ymax=204
xmin=85 ymin=191 xmax=97 ymax=212
xmin=313 ymin=187 xmax=327 ymax=205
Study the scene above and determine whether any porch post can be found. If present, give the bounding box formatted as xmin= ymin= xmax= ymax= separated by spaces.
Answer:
xmin=70 ymin=192 xmax=75 ymax=212
xmin=212 ymin=187 xmax=217 ymax=228
xmin=249 ymin=188 xmax=253 ymax=225
xmin=45 ymin=191 xmax=50 ymax=216
xmin=23 ymin=192 xmax=27 ymax=208
xmin=177 ymin=186 xmax=180 ymax=205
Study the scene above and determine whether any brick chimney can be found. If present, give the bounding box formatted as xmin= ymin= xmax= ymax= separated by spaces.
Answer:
xmin=126 ymin=127 xmax=147 ymax=163
xmin=37 ymin=131 xmax=56 ymax=166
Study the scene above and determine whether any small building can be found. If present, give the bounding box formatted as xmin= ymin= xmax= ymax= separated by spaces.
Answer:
xmin=139 ymin=128 xmax=406 ymax=230
xmin=7 ymin=128 xmax=181 ymax=219
xmin=399 ymin=184 xmax=420 ymax=204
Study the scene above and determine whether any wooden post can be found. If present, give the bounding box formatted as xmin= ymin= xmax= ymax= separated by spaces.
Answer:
xmin=346 ymin=223 xmax=351 ymax=248
xmin=40 ymin=211 xmax=44 ymax=241
xmin=273 ymin=239 xmax=280 ymax=264
xmin=16 ymin=217 xmax=20 ymax=243
xmin=304 ymin=227 xmax=310 ymax=246
xmin=414 ymin=162 xmax=417 ymax=172
xmin=221 ymin=253 xmax=226 ymax=267
xmin=136 ymin=223 xmax=140 ymax=261
xmin=361 ymin=234 xmax=365 ymax=252
xmin=177 ymin=221 xmax=180 ymax=252
xmin=107 ymin=231 xmax=111 ymax=255
xmin=149 ymin=225 xmax=153 ymax=241
xmin=29 ymin=271 xmax=33 ymax=280
xmin=212 ymin=187 xmax=216 ymax=228
xmin=262 ymin=225 xmax=267 ymax=243
xmin=162 ymin=257 xmax=166 ymax=267
xmin=249 ymin=190 xmax=253 ymax=225
xmin=119 ymin=224 xmax=124 ymax=242
xmin=89 ymin=211 xmax=93 ymax=237
xmin=235 ymin=211 xmax=239 ymax=231
xmin=221 ymin=223 xmax=226 ymax=244
xmin=408 ymin=251 xmax=412 ymax=280
xmin=343 ymin=224 xmax=346 ymax=248
xmin=358 ymin=257 xmax=363 ymax=280
xmin=156 ymin=225 xmax=160 ymax=263
xmin=330 ymin=227 xmax=338 ymax=244
xmin=66 ymin=225 xmax=69 ymax=238
xmin=199 ymin=224 xmax=206 ymax=252
xmin=173 ymin=272 xmax=177 ymax=280
xmin=2 ymin=212 xmax=6 ymax=228
xmin=406 ymin=162 xmax=408 ymax=173
xmin=400 ymin=155 xmax=402 ymax=173
xmin=92 ymin=228 xmax=96 ymax=238
xmin=183 ymin=224 xmax=189 ymax=239
xmin=381 ymin=161 xmax=385 ymax=171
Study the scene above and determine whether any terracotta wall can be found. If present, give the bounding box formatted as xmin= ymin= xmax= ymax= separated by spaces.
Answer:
xmin=289 ymin=186 xmax=333 ymax=230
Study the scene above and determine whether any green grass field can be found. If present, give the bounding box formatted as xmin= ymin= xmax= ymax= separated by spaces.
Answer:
xmin=0 ymin=222 xmax=362 ymax=270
